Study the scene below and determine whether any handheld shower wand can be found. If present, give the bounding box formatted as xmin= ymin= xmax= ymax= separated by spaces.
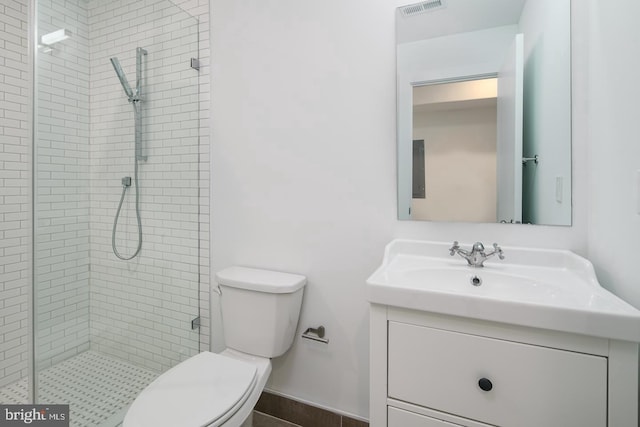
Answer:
xmin=109 ymin=57 xmax=134 ymax=100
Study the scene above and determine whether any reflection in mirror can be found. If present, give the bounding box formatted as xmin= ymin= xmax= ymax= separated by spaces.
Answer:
xmin=411 ymin=78 xmax=498 ymax=222
xmin=396 ymin=0 xmax=571 ymax=226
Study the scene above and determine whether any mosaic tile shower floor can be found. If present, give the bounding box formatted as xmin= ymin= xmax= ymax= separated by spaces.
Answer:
xmin=0 ymin=351 xmax=159 ymax=427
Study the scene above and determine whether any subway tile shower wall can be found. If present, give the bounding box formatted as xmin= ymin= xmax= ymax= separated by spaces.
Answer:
xmin=0 ymin=0 xmax=31 ymax=388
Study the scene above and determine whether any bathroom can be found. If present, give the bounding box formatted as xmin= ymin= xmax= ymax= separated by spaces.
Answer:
xmin=0 ymin=0 xmax=639 ymax=425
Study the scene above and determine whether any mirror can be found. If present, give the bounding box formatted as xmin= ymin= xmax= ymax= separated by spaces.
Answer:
xmin=396 ymin=0 xmax=571 ymax=226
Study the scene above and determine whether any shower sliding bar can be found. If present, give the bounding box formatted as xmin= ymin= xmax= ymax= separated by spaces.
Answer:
xmin=110 ymin=48 xmax=147 ymax=161
xmin=134 ymin=48 xmax=147 ymax=162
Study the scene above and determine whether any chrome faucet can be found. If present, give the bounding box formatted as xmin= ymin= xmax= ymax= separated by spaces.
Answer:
xmin=449 ymin=241 xmax=504 ymax=268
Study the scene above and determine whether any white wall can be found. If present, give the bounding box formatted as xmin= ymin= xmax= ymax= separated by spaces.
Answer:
xmin=586 ymin=0 xmax=640 ymax=310
xmin=210 ymin=0 xmax=589 ymax=419
xmin=0 ymin=0 xmax=31 ymax=389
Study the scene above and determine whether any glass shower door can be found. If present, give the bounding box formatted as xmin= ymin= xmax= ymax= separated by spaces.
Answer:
xmin=33 ymin=0 xmax=201 ymax=424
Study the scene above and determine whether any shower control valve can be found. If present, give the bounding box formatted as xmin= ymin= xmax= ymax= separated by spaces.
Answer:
xmin=121 ymin=176 xmax=132 ymax=187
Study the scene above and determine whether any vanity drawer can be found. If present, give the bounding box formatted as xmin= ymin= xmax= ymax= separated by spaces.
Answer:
xmin=388 ymin=322 xmax=607 ymax=427
xmin=388 ymin=406 xmax=495 ymax=427
xmin=388 ymin=406 xmax=467 ymax=427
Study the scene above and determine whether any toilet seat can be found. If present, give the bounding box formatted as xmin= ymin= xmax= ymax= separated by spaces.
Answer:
xmin=123 ymin=351 xmax=260 ymax=427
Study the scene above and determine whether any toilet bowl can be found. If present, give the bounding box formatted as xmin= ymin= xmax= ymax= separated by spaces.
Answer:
xmin=123 ymin=266 xmax=306 ymax=427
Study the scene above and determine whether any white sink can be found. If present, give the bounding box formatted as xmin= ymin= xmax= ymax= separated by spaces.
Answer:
xmin=366 ymin=240 xmax=640 ymax=342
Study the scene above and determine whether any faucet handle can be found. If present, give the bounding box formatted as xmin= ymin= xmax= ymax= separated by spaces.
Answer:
xmin=493 ymin=243 xmax=505 ymax=260
xmin=472 ymin=242 xmax=485 ymax=252
xmin=449 ymin=241 xmax=460 ymax=256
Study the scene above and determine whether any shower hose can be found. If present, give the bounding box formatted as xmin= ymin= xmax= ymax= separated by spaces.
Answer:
xmin=112 ymin=156 xmax=142 ymax=260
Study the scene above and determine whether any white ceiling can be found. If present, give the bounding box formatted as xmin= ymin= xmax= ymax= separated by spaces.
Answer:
xmin=397 ymin=0 xmax=527 ymax=44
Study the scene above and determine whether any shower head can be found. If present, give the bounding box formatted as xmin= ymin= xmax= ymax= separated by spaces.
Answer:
xmin=110 ymin=57 xmax=134 ymax=99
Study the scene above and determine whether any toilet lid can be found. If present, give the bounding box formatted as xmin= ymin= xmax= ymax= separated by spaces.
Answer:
xmin=124 ymin=352 xmax=257 ymax=427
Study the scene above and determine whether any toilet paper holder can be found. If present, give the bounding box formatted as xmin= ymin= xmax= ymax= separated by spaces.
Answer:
xmin=301 ymin=325 xmax=329 ymax=344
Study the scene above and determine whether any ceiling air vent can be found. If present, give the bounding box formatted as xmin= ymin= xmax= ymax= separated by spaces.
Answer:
xmin=401 ymin=0 xmax=447 ymax=17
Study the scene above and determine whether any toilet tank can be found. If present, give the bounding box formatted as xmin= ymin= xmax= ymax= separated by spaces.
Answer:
xmin=215 ymin=266 xmax=306 ymax=358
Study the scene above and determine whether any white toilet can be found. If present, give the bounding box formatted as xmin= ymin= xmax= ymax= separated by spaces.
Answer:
xmin=123 ymin=266 xmax=306 ymax=427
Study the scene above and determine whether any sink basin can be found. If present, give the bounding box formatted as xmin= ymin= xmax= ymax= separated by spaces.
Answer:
xmin=366 ymin=240 xmax=640 ymax=342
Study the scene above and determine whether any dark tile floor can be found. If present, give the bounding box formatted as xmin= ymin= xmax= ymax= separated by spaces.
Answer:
xmin=252 ymin=411 xmax=301 ymax=427
xmin=254 ymin=392 xmax=369 ymax=427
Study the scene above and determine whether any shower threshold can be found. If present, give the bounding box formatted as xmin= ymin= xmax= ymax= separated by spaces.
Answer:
xmin=0 ymin=350 xmax=159 ymax=427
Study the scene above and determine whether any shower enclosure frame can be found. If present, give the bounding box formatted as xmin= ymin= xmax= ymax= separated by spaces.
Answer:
xmin=28 ymin=0 xmax=37 ymax=407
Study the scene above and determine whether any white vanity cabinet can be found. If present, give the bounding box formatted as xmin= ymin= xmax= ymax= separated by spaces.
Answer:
xmin=370 ymin=305 xmax=639 ymax=427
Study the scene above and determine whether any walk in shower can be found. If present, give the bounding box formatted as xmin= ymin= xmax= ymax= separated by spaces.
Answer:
xmin=0 ymin=0 xmax=203 ymax=425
